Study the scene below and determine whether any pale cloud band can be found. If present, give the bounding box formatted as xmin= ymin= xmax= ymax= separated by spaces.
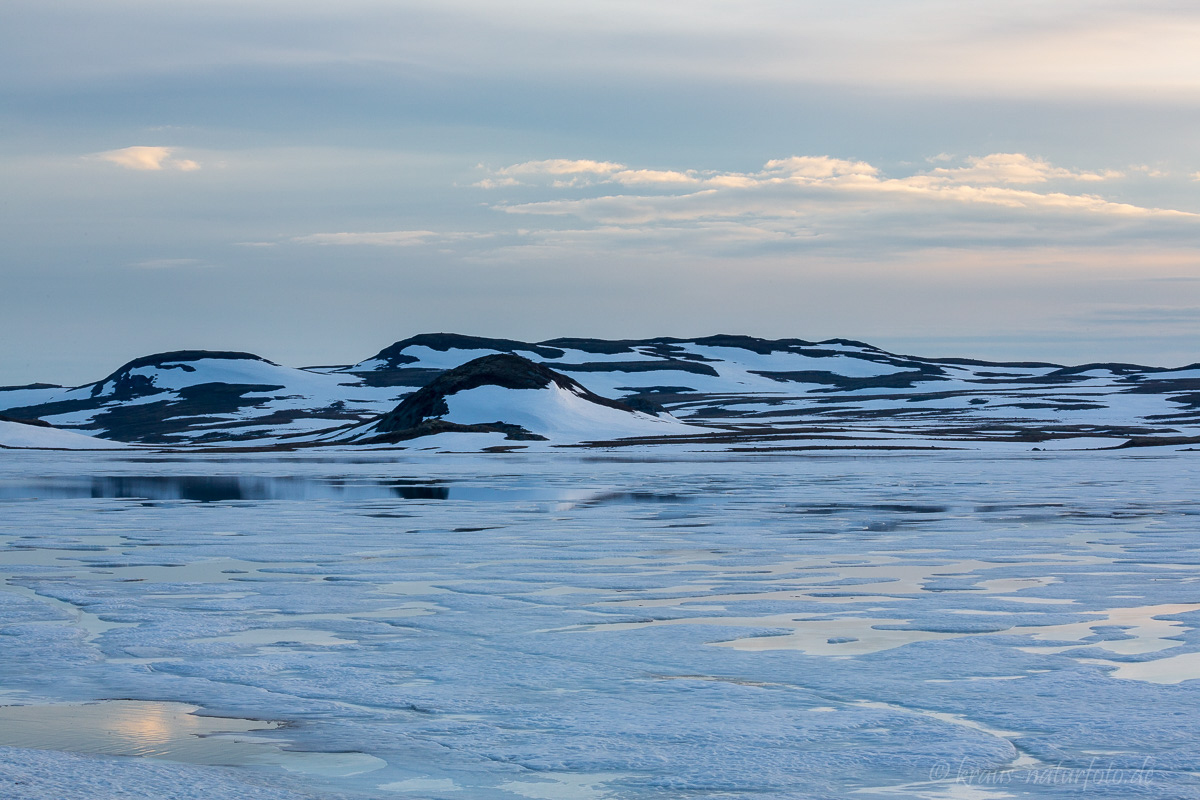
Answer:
xmin=291 ymin=230 xmax=490 ymax=246
xmin=485 ymin=154 xmax=1195 ymax=252
xmin=294 ymin=152 xmax=1199 ymax=264
xmin=293 ymin=230 xmax=440 ymax=246
xmin=483 ymin=153 xmax=1128 ymax=191
xmin=96 ymin=146 xmax=200 ymax=172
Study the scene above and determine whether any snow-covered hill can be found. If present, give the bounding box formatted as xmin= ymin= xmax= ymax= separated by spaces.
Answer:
xmin=0 ymin=351 xmax=407 ymax=445
xmin=335 ymin=334 xmax=1200 ymax=450
xmin=338 ymin=353 xmax=695 ymax=447
xmin=3 ymin=335 xmax=1199 ymax=450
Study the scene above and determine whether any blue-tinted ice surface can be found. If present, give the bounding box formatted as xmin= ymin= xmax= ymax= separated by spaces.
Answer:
xmin=2 ymin=450 xmax=1200 ymax=798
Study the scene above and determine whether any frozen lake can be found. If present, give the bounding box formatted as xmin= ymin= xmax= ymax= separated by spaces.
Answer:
xmin=1 ymin=449 xmax=1199 ymax=799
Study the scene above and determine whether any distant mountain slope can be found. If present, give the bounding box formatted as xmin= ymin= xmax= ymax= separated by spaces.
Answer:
xmin=344 ymin=354 xmax=694 ymax=445
xmin=4 ymin=335 xmax=1199 ymax=449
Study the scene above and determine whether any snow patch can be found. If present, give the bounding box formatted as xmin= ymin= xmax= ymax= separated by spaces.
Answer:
xmin=441 ymin=384 xmax=694 ymax=442
xmin=0 ymin=421 xmax=128 ymax=450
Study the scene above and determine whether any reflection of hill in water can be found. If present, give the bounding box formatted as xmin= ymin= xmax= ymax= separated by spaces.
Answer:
xmin=0 ymin=475 xmax=450 ymax=502
xmin=0 ymin=476 xmax=692 ymax=503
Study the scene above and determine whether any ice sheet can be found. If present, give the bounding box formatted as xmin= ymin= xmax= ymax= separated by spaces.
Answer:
xmin=2 ymin=450 xmax=1200 ymax=798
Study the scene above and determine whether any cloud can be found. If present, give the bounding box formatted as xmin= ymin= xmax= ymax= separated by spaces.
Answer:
xmin=477 ymin=159 xmax=626 ymax=187
xmin=479 ymin=160 xmax=720 ymax=189
xmin=478 ymin=155 xmax=882 ymax=190
xmin=762 ymin=156 xmax=878 ymax=180
xmin=497 ymin=159 xmax=624 ymax=176
xmin=1080 ymin=306 xmax=1200 ymax=326
xmin=284 ymin=152 xmax=1197 ymax=270
xmin=131 ymin=258 xmax=204 ymax=269
xmin=292 ymin=230 xmax=441 ymax=246
xmin=290 ymin=230 xmax=493 ymax=247
xmin=474 ymin=177 xmax=522 ymax=189
xmin=1128 ymin=164 xmax=1168 ymax=178
xmin=471 ymin=152 xmax=1200 ymax=261
xmin=493 ymin=154 xmax=1187 ymax=224
xmin=610 ymin=169 xmax=699 ymax=186
xmin=924 ymin=153 xmax=1121 ymax=184
xmin=96 ymin=146 xmax=200 ymax=171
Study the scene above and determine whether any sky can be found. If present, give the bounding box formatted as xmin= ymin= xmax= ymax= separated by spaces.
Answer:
xmin=3 ymin=0 xmax=1200 ymax=385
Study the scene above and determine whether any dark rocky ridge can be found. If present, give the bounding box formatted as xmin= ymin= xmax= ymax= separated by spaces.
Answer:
xmin=751 ymin=366 xmax=947 ymax=390
xmin=369 ymin=334 xmax=566 ymax=367
xmin=357 ymin=333 xmax=975 ymax=384
xmin=0 ymin=413 xmax=52 ymax=428
xmin=0 ymin=383 xmax=62 ymax=392
xmin=551 ymin=360 xmax=719 ymax=376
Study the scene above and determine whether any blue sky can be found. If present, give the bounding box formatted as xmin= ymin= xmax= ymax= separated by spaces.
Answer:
xmin=3 ymin=0 xmax=1200 ymax=384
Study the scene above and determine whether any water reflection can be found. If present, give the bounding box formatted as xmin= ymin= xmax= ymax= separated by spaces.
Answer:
xmin=0 ymin=476 xmax=691 ymax=504
xmin=0 ymin=701 xmax=274 ymax=764
xmin=0 ymin=476 xmax=451 ymax=502
xmin=0 ymin=701 xmax=385 ymax=775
